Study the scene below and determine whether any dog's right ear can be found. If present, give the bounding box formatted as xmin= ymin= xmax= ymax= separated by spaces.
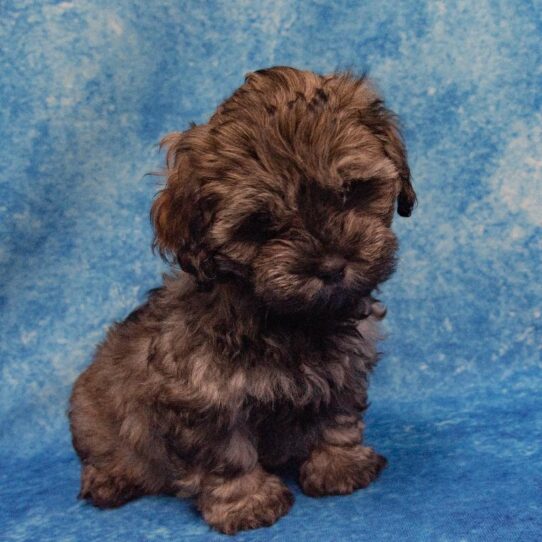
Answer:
xmin=362 ymin=95 xmax=417 ymax=218
xmin=151 ymin=126 xmax=218 ymax=289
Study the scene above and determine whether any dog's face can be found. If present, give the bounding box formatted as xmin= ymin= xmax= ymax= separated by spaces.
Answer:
xmin=152 ymin=67 xmax=416 ymax=316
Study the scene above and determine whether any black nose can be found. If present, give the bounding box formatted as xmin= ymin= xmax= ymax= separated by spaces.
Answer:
xmin=316 ymin=255 xmax=347 ymax=284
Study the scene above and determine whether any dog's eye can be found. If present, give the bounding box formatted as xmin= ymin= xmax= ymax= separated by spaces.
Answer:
xmin=234 ymin=211 xmax=277 ymax=243
xmin=342 ymin=179 xmax=380 ymax=207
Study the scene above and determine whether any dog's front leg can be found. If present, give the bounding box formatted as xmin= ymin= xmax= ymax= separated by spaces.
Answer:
xmin=195 ymin=425 xmax=294 ymax=534
xmin=299 ymin=413 xmax=387 ymax=497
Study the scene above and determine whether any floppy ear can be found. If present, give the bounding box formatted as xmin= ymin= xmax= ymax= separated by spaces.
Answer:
xmin=151 ymin=127 xmax=217 ymax=289
xmin=365 ymin=99 xmax=417 ymax=217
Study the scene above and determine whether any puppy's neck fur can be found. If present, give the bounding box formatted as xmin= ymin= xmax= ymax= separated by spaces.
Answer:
xmin=173 ymin=272 xmax=379 ymax=339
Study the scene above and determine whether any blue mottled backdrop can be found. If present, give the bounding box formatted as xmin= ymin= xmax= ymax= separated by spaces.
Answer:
xmin=1 ymin=1 xmax=541 ymax=541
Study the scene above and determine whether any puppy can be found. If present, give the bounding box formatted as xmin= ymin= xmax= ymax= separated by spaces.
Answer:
xmin=69 ymin=66 xmax=416 ymax=534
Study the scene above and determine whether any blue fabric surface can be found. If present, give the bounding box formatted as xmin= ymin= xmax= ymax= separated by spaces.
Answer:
xmin=1 ymin=1 xmax=541 ymax=540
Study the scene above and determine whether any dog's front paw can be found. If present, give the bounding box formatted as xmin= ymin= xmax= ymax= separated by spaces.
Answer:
xmin=198 ymin=467 xmax=294 ymax=534
xmin=300 ymin=444 xmax=387 ymax=497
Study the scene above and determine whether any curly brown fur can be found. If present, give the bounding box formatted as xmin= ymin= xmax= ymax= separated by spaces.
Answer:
xmin=69 ymin=66 xmax=415 ymax=534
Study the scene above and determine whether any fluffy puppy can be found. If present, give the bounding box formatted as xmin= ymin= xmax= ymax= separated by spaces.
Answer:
xmin=69 ymin=66 xmax=416 ymax=534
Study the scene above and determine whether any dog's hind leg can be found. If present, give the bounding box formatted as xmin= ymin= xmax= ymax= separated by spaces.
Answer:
xmin=79 ymin=462 xmax=145 ymax=508
xmin=70 ymin=372 xmax=173 ymax=508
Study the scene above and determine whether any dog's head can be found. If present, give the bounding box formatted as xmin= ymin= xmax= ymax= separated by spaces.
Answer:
xmin=152 ymin=67 xmax=416 ymax=316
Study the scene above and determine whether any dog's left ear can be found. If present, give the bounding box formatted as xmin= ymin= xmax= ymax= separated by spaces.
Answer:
xmin=365 ymin=100 xmax=417 ymax=217
xmin=151 ymin=126 xmax=218 ymax=289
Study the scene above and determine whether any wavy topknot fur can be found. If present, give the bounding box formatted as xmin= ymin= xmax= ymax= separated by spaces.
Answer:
xmin=69 ymin=66 xmax=415 ymax=534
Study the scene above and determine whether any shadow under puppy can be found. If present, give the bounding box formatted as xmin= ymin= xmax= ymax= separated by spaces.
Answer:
xmin=69 ymin=66 xmax=416 ymax=534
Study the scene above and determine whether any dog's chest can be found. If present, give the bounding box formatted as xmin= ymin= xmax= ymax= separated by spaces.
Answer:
xmin=250 ymin=399 xmax=324 ymax=466
xmin=239 ymin=326 xmax=369 ymax=406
